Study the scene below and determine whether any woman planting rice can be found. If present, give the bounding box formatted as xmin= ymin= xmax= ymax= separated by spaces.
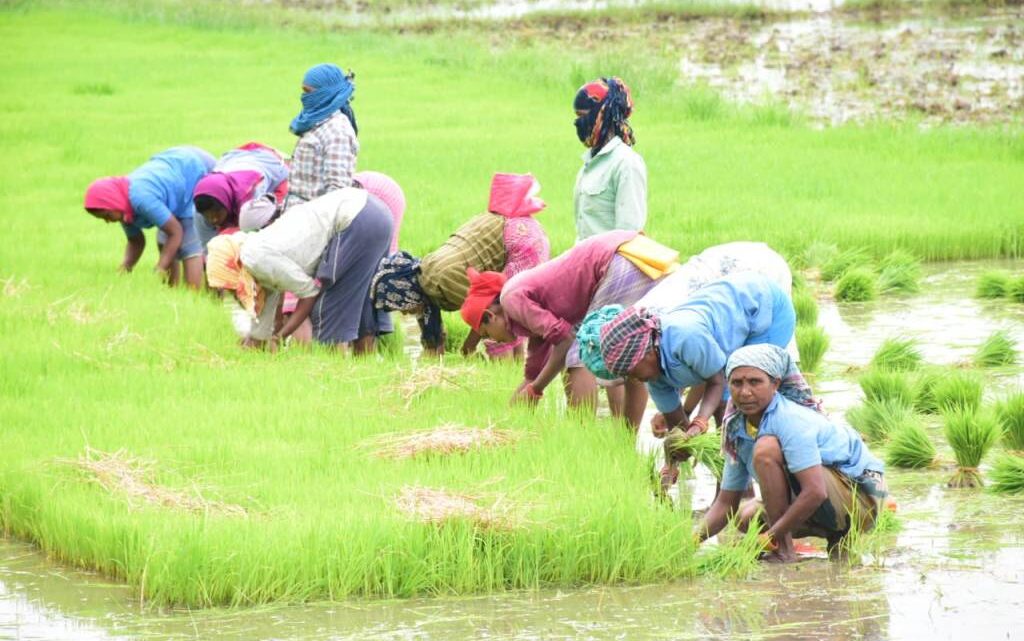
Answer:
xmin=695 ymin=344 xmax=887 ymax=561
xmin=572 ymin=77 xmax=646 ymax=241
xmin=84 ymin=146 xmax=215 ymax=289
xmin=205 ymin=187 xmax=394 ymax=353
xmin=192 ymin=142 xmax=290 ymax=246
xmin=462 ymin=230 xmax=677 ymax=426
xmin=284 ymin=63 xmax=358 ymax=210
xmin=370 ymin=173 xmax=549 ymax=358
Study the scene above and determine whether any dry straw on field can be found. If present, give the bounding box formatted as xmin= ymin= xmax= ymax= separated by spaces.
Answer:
xmin=395 ymin=486 xmax=518 ymax=529
xmin=389 ymin=364 xmax=475 ymax=407
xmin=61 ymin=447 xmax=247 ymax=517
xmin=368 ymin=423 xmax=520 ymax=459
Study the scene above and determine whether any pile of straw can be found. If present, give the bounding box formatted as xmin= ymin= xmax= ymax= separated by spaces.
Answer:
xmin=370 ymin=423 xmax=519 ymax=459
xmin=389 ymin=364 xmax=474 ymax=407
xmin=395 ymin=486 xmax=515 ymax=529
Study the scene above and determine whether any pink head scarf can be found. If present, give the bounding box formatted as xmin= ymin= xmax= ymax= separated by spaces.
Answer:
xmin=193 ymin=171 xmax=263 ymax=227
xmin=84 ymin=177 xmax=133 ymax=223
xmin=354 ymin=171 xmax=406 ymax=254
xmin=488 ymin=173 xmax=545 ymax=218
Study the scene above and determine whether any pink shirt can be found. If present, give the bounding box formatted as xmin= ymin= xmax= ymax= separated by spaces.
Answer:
xmin=500 ymin=229 xmax=638 ymax=380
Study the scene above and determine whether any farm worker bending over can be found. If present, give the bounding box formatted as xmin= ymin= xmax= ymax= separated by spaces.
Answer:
xmin=84 ymin=146 xmax=215 ymax=289
xmin=370 ymin=173 xmax=550 ymax=359
xmin=284 ymin=63 xmax=358 ymax=210
xmin=193 ymin=142 xmax=290 ymax=247
xmin=696 ymin=344 xmax=887 ymax=561
xmin=205 ymin=187 xmax=394 ymax=354
xmin=462 ymin=230 xmax=677 ymax=427
xmin=572 ymin=77 xmax=646 ymax=241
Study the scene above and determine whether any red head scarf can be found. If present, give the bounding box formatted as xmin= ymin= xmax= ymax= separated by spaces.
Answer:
xmin=84 ymin=177 xmax=133 ymax=223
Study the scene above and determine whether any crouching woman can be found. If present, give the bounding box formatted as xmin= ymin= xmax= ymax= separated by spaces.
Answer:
xmin=695 ymin=344 xmax=888 ymax=561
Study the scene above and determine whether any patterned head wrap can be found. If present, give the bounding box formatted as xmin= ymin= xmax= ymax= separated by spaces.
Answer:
xmin=84 ymin=176 xmax=134 ymax=224
xmin=573 ymin=77 xmax=635 ymax=151
xmin=370 ymin=252 xmax=444 ymax=348
xmin=725 ymin=344 xmax=795 ymax=381
xmin=205 ymin=232 xmax=263 ymax=318
xmin=577 ymin=305 xmax=626 ymax=380
xmin=291 ymin=63 xmax=357 ymax=136
xmin=598 ymin=305 xmax=660 ymax=378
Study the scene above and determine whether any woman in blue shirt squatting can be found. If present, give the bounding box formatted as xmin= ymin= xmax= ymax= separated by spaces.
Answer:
xmin=83 ymin=146 xmax=215 ymax=289
xmin=697 ymin=344 xmax=888 ymax=562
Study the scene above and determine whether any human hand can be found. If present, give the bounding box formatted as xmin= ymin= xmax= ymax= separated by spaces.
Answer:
xmin=510 ymin=381 xmax=542 ymax=407
xmin=757 ymin=532 xmax=778 ymax=552
xmin=687 ymin=415 xmax=709 ymax=437
xmin=651 ymin=413 xmax=669 ymax=438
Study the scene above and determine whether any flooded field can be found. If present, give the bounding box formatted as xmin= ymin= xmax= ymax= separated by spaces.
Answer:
xmin=2 ymin=260 xmax=1023 ymax=640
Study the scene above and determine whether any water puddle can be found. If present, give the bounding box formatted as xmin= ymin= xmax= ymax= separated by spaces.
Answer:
xmin=3 ymin=260 xmax=1024 ymax=639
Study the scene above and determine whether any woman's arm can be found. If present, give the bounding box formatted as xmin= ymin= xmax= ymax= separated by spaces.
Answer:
xmin=155 ymin=216 xmax=184 ymax=274
xmin=120 ymin=233 xmax=146 ymax=272
xmin=528 ymin=336 xmax=574 ymax=394
xmin=692 ymin=371 xmax=726 ymax=431
xmin=695 ymin=489 xmax=743 ymax=542
xmin=275 ymin=296 xmax=316 ymax=340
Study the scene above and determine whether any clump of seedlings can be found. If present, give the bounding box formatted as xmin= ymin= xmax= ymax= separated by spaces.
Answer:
xmin=796 ymin=325 xmax=829 ymax=375
xmin=988 ymin=454 xmax=1024 ymax=494
xmin=1009 ymin=276 xmax=1024 ymax=304
xmin=911 ymin=368 xmax=945 ymax=414
xmin=869 ymin=337 xmax=924 ymax=372
xmin=975 ymin=271 xmax=1011 ymax=299
xmin=995 ymin=393 xmax=1024 ymax=452
xmin=933 ymin=371 xmax=983 ymax=413
xmin=664 ymin=430 xmax=725 ymax=480
xmin=801 ymin=240 xmax=839 ymax=271
xmin=859 ymin=369 xmax=914 ymax=406
xmin=943 ymin=408 xmax=1000 ymax=488
xmin=847 ymin=399 xmax=914 ymax=442
xmin=395 ymin=486 xmax=517 ymax=530
xmin=974 ymin=330 xmax=1018 ymax=368
xmin=821 ymin=247 xmax=871 ymax=282
xmin=885 ymin=416 xmax=937 ymax=469
xmin=835 ymin=267 xmax=879 ymax=302
xmin=368 ymin=423 xmax=520 ymax=459
xmin=877 ymin=250 xmax=921 ymax=294
xmin=793 ymin=289 xmax=819 ymax=327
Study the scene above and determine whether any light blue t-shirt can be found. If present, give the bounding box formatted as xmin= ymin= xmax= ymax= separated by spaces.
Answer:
xmin=122 ymin=147 xmax=215 ymax=238
xmin=721 ymin=393 xmax=884 ymax=492
xmin=647 ymin=272 xmax=789 ymax=413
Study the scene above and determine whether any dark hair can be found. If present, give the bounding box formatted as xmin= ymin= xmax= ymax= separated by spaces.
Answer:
xmin=194 ymin=194 xmax=226 ymax=214
xmin=478 ymin=296 xmax=501 ymax=326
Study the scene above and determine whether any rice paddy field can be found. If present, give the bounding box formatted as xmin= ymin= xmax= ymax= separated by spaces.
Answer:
xmin=2 ymin=0 xmax=1024 ymax=639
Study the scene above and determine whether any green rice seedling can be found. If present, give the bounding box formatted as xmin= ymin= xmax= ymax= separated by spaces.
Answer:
xmin=834 ymin=268 xmax=879 ymax=302
xmin=859 ymin=369 xmax=914 ymax=406
xmin=846 ymin=399 xmax=914 ymax=442
xmin=975 ymin=271 xmax=1011 ymax=299
xmin=933 ymin=371 xmax=984 ymax=413
xmin=664 ymin=431 xmax=724 ymax=480
xmin=988 ymin=453 xmax=1024 ymax=494
xmin=944 ymin=409 xmax=1001 ymax=488
xmin=821 ymin=247 xmax=871 ymax=282
xmin=800 ymin=241 xmax=839 ymax=270
xmin=442 ymin=311 xmax=471 ymax=355
xmin=869 ymin=337 xmax=923 ymax=372
xmin=885 ymin=416 xmax=937 ymax=468
xmin=1009 ymin=277 xmax=1024 ymax=304
xmin=877 ymin=250 xmax=922 ymax=294
xmin=995 ymin=393 xmax=1024 ymax=451
xmin=910 ymin=367 xmax=945 ymax=414
xmin=791 ymin=271 xmax=808 ymax=293
xmin=793 ymin=289 xmax=819 ymax=327
xmin=974 ymin=330 xmax=1018 ymax=368
xmin=796 ymin=325 xmax=829 ymax=375
xmin=377 ymin=313 xmax=405 ymax=360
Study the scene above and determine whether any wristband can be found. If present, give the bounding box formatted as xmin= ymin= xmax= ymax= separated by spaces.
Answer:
xmin=690 ymin=416 xmax=709 ymax=433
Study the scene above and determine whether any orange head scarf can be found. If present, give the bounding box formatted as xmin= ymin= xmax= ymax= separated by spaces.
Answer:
xmin=205 ymin=232 xmax=264 ymax=317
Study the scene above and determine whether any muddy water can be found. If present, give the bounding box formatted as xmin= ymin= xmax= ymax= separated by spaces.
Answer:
xmin=3 ymin=260 xmax=1024 ymax=640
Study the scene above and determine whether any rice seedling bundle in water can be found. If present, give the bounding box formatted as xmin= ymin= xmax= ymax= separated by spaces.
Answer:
xmin=846 ymin=399 xmax=914 ymax=442
xmin=877 ymin=250 xmax=921 ymax=294
xmin=821 ymin=247 xmax=871 ymax=282
xmin=995 ymin=393 xmax=1024 ymax=451
xmin=835 ymin=268 xmax=879 ymax=302
xmin=988 ymin=453 xmax=1024 ymax=494
xmin=974 ymin=330 xmax=1018 ymax=368
xmin=793 ymin=289 xmax=819 ymax=327
xmin=859 ymin=369 xmax=914 ymax=406
xmin=933 ymin=371 xmax=983 ymax=413
xmin=885 ymin=416 xmax=936 ymax=469
xmin=975 ymin=271 xmax=1011 ymax=299
xmin=796 ymin=325 xmax=829 ymax=374
xmin=869 ymin=337 xmax=924 ymax=372
xmin=943 ymin=408 xmax=1001 ymax=488
xmin=911 ymin=368 xmax=945 ymax=413
xmin=1009 ymin=276 xmax=1024 ymax=304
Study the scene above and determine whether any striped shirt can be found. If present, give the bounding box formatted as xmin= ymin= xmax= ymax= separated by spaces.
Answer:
xmin=420 ymin=213 xmax=507 ymax=311
xmin=284 ymin=112 xmax=358 ymax=210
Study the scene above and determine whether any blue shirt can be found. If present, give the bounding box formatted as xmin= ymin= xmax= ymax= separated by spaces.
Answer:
xmin=647 ymin=272 xmax=785 ymax=413
xmin=122 ymin=147 xmax=214 ymax=238
xmin=720 ymin=394 xmax=885 ymax=492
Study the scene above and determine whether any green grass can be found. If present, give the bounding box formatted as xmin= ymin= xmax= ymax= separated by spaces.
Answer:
xmin=995 ymin=393 xmax=1024 ymax=451
xmin=885 ymin=416 xmax=937 ymax=469
xmin=846 ymin=399 xmax=914 ymax=442
xmin=944 ymin=408 xmax=1001 ymax=488
xmin=869 ymin=337 xmax=924 ymax=372
xmin=792 ymin=289 xmax=819 ymax=327
xmin=876 ymin=249 xmax=922 ymax=294
xmin=988 ymin=453 xmax=1024 ymax=494
xmin=1008 ymin=277 xmax=1024 ymax=303
xmin=911 ymin=367 xmax=945 ymax=414
xmin=975 ymin=271 xmax=1011 ymax=299
xmin=858 ymin=369 xmax=914 ymax=406
xmin=821 ymin=248 xmax=872 ymax=282
xmin=796 ymin=324 xmax=829 ymax=375
xmin=933 ymin=371 xmax=984 ymax=413
xmin=834 ymin=268 xmax=879 ymax=302
xmin=974 ymin=330 xmax=1018 ymax=368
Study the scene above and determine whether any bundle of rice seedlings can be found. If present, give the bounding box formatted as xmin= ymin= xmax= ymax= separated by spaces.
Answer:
xmin=821 ymin=247 xmax=871 ymax=282
xmin=975 ymin=271 xmax=1011 ymax=299
xmin=664 ymin=431 xmax=724 ymax=480
xmin=1009 ymin=276 xmax=1024 ymax=304
xmin=793 ymin=289 xmax=819 ymax=327
xmin=791 ymin=271 xmax=809 ymax=293
xmin=846 ymin=399 xmax=914 ymax=442
xmin=869 ymin=337 xmax=923 ymax=372
xmin=834 ymin=268 xmax=879 ymax=302
xmin=796 ymin=325 xmax=829 ymax=375
xmin=988 ymin=453 xmax=1024 ymax=494
xmin=944 ymin=409 xmax=1001 ymax=488
xmin=995 ymin=393 xmax=1024 ymax=452
xmin=801 ymin=240 xmax=839 ymax=270
xmin=885 ymin=416 xmax=937 ymax=468
xmin=877 ymin=250 xmax=921 ymax=294
xmin=974 ymin=330 xmax=1018 ymax=368
xmin=390 ymin=364 xmax=474 ymax=407
xmin=859 ymin=369 xmax=914 ymax=406
xmin=395 ymin=486 xmax=515 ymax=529
xmin=368 ymin=423 xmax=520 ymax=459
xmin=933 ymin=371 xmax=983 ymax=414
xmin=911 ymin=368 xmax=944 ymax=414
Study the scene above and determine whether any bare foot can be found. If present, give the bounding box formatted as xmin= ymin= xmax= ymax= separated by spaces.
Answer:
xmin=761 ymin=549 xmax=799 ymax=564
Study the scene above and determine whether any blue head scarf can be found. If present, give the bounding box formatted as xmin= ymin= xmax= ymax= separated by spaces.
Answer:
xmin=290 ymin=64 xmax=358 ymax=136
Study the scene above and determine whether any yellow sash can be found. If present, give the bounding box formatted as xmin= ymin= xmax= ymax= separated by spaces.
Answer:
xmin=617 ymin=235 xmax=680 ymax=280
